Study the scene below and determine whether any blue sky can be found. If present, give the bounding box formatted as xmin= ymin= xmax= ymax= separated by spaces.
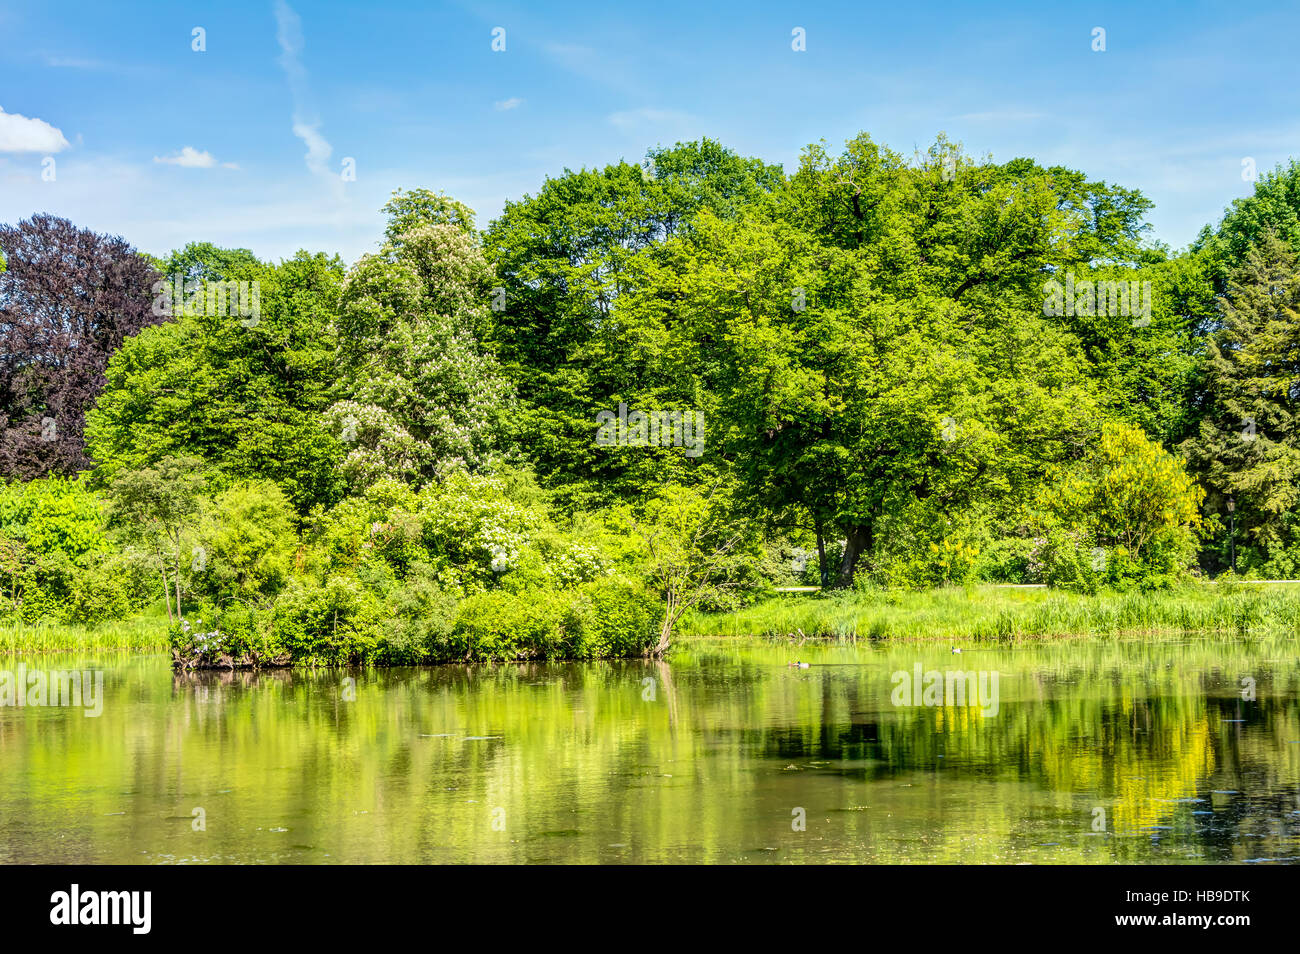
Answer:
xmin=1 ymin=0 xmax=1295 ymax=264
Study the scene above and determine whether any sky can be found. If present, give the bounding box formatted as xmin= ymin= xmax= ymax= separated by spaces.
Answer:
xmin=0 ymin=0 xmax=1296 ymax=265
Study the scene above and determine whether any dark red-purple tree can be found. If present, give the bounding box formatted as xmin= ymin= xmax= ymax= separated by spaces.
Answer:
xmin=0 ymin=214 xmax=163 ymax=478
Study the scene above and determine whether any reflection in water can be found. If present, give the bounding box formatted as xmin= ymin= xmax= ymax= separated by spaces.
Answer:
xmin=0 ymin=638 xmax=1298 ymax=863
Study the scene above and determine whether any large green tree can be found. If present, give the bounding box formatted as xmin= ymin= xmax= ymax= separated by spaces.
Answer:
xmin=1192 ymin=159 xmax=1300 ymax=292
xmin=86 ymin=249 xmax=346 ymax=513
xmin=603 ymin=135 xmax=1157 ymax=584
xmin=647 ymin=205 xmax=1101 ymax=585
xmin=1182 ymin=229 xmax=1300 ymax=571
xmin=483 ymin=139 xmax=783 ymax=506
xmin=323 ymin=190 xmax=515 ymax=490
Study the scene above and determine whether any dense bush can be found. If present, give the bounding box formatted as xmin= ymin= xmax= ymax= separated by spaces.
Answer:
xmin=0 ymin=477 xmax=151 ymax=623
xmin=167 ymin=469 xmax=663 ymax=667
xmin=191 ymin=480 xmax=297 ymax=606
xmin=1028 ymin=529 xmax=1104 ymax=594
xmin=171 ymin=573 xmax=658 ymax=668
xmin=449 ymin=576 xmax=659 ymax=661
xmin=1033 ymin=422 xmax=1203 ymax=590
xmin=973 ymin=536 xmax=1036 ymax=584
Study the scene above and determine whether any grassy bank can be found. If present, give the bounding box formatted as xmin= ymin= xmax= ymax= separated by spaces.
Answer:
xmin=677 ymin=584 xmax=1300 ymax=642
xmin=10 ymin=583 xmax=1300 ymax=658
xmin=0 ymin=617 xmax=170 ymax=654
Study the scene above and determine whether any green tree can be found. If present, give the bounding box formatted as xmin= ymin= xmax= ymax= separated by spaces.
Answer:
xmin=104 ymin=456 xmax=207 ymax=621
xmin=323 ymin=192 xmax=515 ymax=490
xmin=381 ymin=188 xmax=477 ymax=243
xmin=86 ymin=251 xmax=346 ymax=513
xmin=1049 ymin=421 xmax=1203 ymax=581
xmin=193 ymin=480 xmax=297 ymax=607
xmin=157 ymin=242 xmax=262 ymax=284
xmin=1192 ymin=159 xmax=1300 ymax=292
xmin=1182 ymin=229 xmax=1300 ymax=570
xmin=483 ymin=140 xmax=783 ymax=505
xmin=629 ymin=482 xmax=750 ymax=656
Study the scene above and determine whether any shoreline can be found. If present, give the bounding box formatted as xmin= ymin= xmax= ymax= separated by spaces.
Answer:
xmin=4 ymin=582 xmax=1298 ymax=662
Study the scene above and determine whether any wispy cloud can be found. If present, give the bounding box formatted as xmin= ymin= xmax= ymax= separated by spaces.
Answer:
xmin=494 ymin=97 xmax=524 ymax=111
xmin=0 ymin=153 xmax=385 ymax=264
xmin=0 ymin=105 xmax=70 ymax=153
xmin=153 ymin=146 xmax=238 ymax=169
xmin=274 ymin=0 xmax=334 ymax=181
xmin=544 ymin=43 xmax=599 ymax=73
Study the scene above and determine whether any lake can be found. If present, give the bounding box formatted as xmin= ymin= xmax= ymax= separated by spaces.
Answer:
xmin=1 ymin=637 xmax=1298 ymax=863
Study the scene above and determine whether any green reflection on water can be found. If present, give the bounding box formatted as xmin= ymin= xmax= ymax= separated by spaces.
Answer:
xmin=1 ymin=637 xmax=1298 ymax=864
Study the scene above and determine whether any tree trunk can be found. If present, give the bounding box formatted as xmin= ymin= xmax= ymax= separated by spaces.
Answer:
xmin=652 ymin=592 xmax=677 ymax=657
xmin=836 ymin=524 xmax=873 ymax=588
xmin=174 ymin=563 xmax=183 ymax=622
xmin=162 ymin=567 xmax=174 ymax=623
xmin=814 ymin=521 xmax=829 ymax=588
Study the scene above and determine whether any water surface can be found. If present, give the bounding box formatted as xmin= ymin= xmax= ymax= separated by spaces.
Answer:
xmin=1 ymin=637 xmax=1298 ymax=863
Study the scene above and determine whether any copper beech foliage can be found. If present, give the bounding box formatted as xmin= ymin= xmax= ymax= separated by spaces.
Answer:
xmin=0 ymin=214 xmax=163 ymax=478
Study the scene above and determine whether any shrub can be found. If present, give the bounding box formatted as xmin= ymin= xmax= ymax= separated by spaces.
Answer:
xmin=448 ymin=588 xmax=567 ymax=661
xmin=1038 ymin=421 xmax=1203 ymax=588
xmin=65 ymin=555 xmax=136 ymax=624
xmin=1028 ymin=529 xmax=1103 ymax=594
xmin=568 ymin=576 xmax=661 ymax=657
xmin=973 ymin=537 xmax=1036 ymax=584
xmin=268 ymin=576 xmax=385 ymax=665
xmin=448 ymin=576 xmax=659 ymax=662
xmin=381 ymin=564 xmax=459 ymax=664
xmin=192 ymin=480 xmax=297 ymax=606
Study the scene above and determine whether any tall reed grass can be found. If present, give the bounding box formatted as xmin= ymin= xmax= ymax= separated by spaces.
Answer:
xmin=678 ymin=584 xmax=1300 ymax=642
xmin=0 ymin=617 xmax=170 ymax=654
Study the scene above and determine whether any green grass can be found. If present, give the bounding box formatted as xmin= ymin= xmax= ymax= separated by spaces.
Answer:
xmin=678 ymin=583 xmax=1300 ymax=643
xmin=0 ymin=617 xmax=171 ymax=654
xmin=8 ymin=583 xmax=1300 ymax=655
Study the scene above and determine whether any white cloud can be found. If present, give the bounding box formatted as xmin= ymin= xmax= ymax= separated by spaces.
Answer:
xmin=291 ymin=121 xmax=332 ymax=177
xmin=153 ymin=146 xmax=219 ymax=168
xmin=542 ymin=42 xmax=642 ymax=95
xmin=0 ymin=152 xmax=381 ymax=264
xmin=274 ymin=0 xmax=335 ymax=181
xmin=42 ymin=54 xmax=155 ymax=77
xmin=494 ymin=97 xmax=524 ymax=111
xmin=544 ymin=44 xmax=599 ymax=72
xmin=0 ymin=105 xmax=70 ymax=154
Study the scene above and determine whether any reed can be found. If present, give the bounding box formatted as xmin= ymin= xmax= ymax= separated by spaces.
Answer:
xmin=677 ymin=583 xmax=1300 ymax=642
xmin=0 ymin=617 xmax=170 ymax=654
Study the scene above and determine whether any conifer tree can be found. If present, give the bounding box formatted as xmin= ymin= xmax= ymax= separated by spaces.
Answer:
xmin=1183 ymin=229 xmax=1300 ymax=568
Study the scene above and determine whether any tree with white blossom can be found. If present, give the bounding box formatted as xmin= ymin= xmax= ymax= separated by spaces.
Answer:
xmin=327 ymin=190 xmax=515 ymax=490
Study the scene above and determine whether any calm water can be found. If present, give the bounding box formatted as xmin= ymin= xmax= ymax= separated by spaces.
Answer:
xmin=1 ymin=638 xmax=1298 ymax=864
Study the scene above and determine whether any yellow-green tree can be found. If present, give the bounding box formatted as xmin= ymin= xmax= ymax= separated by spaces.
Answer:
xmin=1047 ymin=421 xmax=1203 ymax=582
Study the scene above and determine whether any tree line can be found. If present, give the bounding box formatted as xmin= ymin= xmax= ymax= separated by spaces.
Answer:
xmin=1 ymin=133 xmax=1298 ymax=661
